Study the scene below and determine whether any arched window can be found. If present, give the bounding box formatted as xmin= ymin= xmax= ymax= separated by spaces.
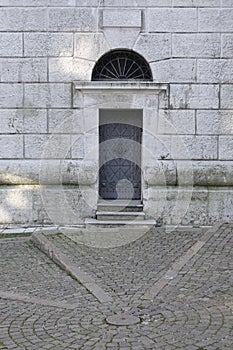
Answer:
xmin=92 ymin=49 xmax=153 ymax=81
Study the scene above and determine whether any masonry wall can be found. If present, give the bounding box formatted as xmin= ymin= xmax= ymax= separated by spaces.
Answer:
xmin=0 ymin=0 xmax=233 ymax=226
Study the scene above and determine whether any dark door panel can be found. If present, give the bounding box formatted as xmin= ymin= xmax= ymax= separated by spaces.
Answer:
xmin=99 ymin=123 xmax=142 ymax=200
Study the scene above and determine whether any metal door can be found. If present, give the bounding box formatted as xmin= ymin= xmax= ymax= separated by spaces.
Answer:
xmin=99 ymin=123 xmax=142 ymax=200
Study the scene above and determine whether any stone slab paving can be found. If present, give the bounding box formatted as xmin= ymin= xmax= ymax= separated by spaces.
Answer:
xmin=0 ymin=223 xmax=232 ymax=349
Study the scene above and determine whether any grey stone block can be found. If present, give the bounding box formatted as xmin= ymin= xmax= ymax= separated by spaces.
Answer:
xmin=219 ymin=136 xmax=233 ymax=160
xmin=220 ymin=84 xmax=233 ymax=109
xmin=197 ymin=110 xmax=233 ymax=135
xmin=24 ymin=134 xmax=71 ymax=159
xmin=48 ymin=109 xmax=84 ymax=134
xmin=134 ymin=33 xmax=171 ymax=62
xmin=0 ymin=33 xmax=23 ymax=57
xmin=102 ymin=9 xmax=141 ymax=27
xmin=0 ymin=8 xmax=47 ymax=31
xmin=24 ymin=83 xmax=72 ymax=108
xmin=1 ymin=58 xmax=47 ymax=82
xmin=148 ymin=8 xmax=197 ymax=32
xmin=172 ymin=34 xmax=220 ymax=58
xmin=74 ymin=33 xmax=110 ymax=60
xmin=0 ymin=135 xmax=23 ymax=158
xmin=221 ymin=34 xmax=233 ymax=58
xmin=172 ymin=0 xmax=220 ymax=6
xmin=49 ymin=58 xmax=94 ymax=82
xmin=0 ymin=83 xmax=23 ymax=108
xmin=48 ymin=8 xmax=97 ymax=31
xmin=24 ymin=33 xmax=73 ymax=57
xmin=151 ymin=59 xmax=196 ymax=83
xmin=197 ymin=59 xmax=233 ymax=83
xmin=158 ymin=110 xmax=195 ymax=135
xmin=198 ymin=8 xmax=233 ymax=32
xmin=170 ymin=84 xmax=219 ymax=109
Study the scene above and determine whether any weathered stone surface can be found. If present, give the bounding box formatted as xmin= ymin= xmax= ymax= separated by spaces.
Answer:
xmin=0 ymin=159 xmax=98 ymax=186
xmin=97 ymin=0 xmax=172 ymax=6
xmin=0 ymin=8 xmax=47 ymax=31
xmin=192 ymin=161 xmax=233 ymax=186
xmin=198 ymin=8 xmax=233 ymax=32
xmin=124 ymin=0 xmax=172 ymax=5
xmin=49 ymin=58 xmax=94 ymax=82
xmin=144 ymin=135 xmax=217 ymax=160
xmin=0 ymin=109 xmax=47 ymax=134
xmin=222 ymin=34 xmax=233 ymax=58
xmin=71 ymin=134 xmax=84 ymax=159
xmin=24 ymin=33 xmax=73 ymax=57
xmin=197 ymin=59 xmax=233 ymax=83
xmin=48 ymin=109 xmax=84 ymax=134
xmin=0 ymin=160 xmax=40 ymax=184
xmin=76 ymin=0 xmax=98 ymax=5
xmin=151 ymin=59 xmax=196 ymax=83
xmin=219 ymin=136 xmax=233 ymax=160
xmin=171 ymin=135 xmax=218 ymax=160
xmin=24 ymin=135 xmax=71 ymax=159
xmin=158 ymin=110 xmax=195 ymax=135
xmin=172 ymin=34 xmax=220 ymax=58
xmin=220 ymin=84 xmax=233 ymax=109
xmin=170 ymin=84 xmax=219 ymax=109
xmin=74 ymin=33 xmax=110 ymax=61
xmin=48 ymin=8 xmax=97 ymax=31
xmin=148 ymin=8 xmax=197 ymax=32
xmin=102 ymin=9 xmax=141 ymax=27
xmin=103 ymin=28 xmax=140 ymax=49
xmin=24 ymin=83 xmax=71 ymax=108
xmin=0 ymin=109 xmax=23 ymax=134
xmin=62 ymin=160 xmax=98 ymax=185
xmin=23 ymin=109 xmax=48 ymax=133
xmin=208 ymin=190 xmax=233 ymax=224
xmin=37 ymin=185 xmax=94 ymax=224
xmin=0 ymin=187 xmax=33 ymax=223
xmin=1 ymin=58 xmax=47 ymax=82
xmin=48 ymin=0 xmax=76 ymax=5
xmin=144 ymin=161 xmax=176 ymax=186
xmin=0 ymin=0 xmax=48 ymax=5
xmin=172 ymin=0 xmax=220 ymax=6
xmin=0 ymin=84 xmax=23 ymax=108
xmin=0 ymin=33 xmax=23 ymax=57
xmin=221 ymin=0 xmax=233 ymax=6
xmin=0 ymin=135 xmax=23 ymax=158
xmin=197 ymin=110 xmax=233 ymax=135
xmin=134 ymin=33 xmax=171 ymax=62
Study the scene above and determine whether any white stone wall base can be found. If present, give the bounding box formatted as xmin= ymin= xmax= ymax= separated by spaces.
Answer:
xmin=144 ymin=187 xmax=233 ymax=226
xmin=0 ymin=185 xmax=95 ymax=225
xmin=0 ymin=185 xmax=232 ymax=227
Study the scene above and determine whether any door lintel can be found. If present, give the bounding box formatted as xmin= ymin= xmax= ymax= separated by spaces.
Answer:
xmin=73 ymin=81 xmax=168 ymax=93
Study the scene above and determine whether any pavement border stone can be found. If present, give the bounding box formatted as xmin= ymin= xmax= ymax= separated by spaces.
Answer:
xmin=142 ymin=221 xmax=225 ymax=300
xmin=0 ymin=291 xmax=76 ymax=310
xmin=32 ymin=230 xmax=114 ymax=304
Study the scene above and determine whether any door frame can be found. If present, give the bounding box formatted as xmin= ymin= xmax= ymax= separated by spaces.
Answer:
xmin=73 ymin=81 xmax=168 ymax=209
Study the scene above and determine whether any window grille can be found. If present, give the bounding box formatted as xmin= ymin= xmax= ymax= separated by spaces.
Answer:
xmin=92 ymin=49 xmax=153 ymax=81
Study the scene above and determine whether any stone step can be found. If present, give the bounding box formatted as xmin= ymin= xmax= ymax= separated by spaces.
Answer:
xmin=85 ymin=218 xmax=156 ymax=228
xmin=97 ymin=200 xmax=143 ymax=212
xmin=96 ymin=211 xmax=145 ymax=221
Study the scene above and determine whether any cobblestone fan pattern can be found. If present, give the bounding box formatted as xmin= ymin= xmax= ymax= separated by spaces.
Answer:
xmin=48 ymin=228 xmax=204 ymax=303
xmin=0 ymin=224 xmax=232 ymax=349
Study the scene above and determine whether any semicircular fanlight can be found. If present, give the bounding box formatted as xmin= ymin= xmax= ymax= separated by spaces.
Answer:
xmin=92 ymin=49 xmax=153 ymax=81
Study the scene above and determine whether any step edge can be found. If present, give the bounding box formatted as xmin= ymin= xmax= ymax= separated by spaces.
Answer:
xmin=96 ymin=211 xmax=145 ymax=216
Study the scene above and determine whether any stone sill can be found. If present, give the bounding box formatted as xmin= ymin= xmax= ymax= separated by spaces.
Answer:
xmin=73 ymin=81 xmax=168 ymax=93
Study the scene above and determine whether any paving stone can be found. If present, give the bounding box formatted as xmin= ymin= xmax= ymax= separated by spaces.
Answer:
xmin=0 ymin=223 xmax=232 ymax=349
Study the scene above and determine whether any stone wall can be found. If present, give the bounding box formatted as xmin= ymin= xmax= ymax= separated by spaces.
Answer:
xmin=0 ymin=0 xmax=233 ymax=226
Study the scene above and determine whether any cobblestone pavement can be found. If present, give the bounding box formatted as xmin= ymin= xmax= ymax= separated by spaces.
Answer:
xmin=0 ymin=223 xmax=232 ymax=350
